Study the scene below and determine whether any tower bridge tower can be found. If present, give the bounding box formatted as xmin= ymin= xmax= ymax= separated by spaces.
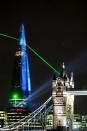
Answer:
xmin=52 ymin=63 xmax=74 ymax=130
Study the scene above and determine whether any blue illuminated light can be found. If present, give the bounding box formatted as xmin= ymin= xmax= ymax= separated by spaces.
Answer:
xmin=27 ymin=57 xmax=31 ymax=92
xmin=21 ymin=54 xmax=27 ymax=92
xmin=19 ymin=24 xmax=31 ymax=97
xmin=20 ymin=24 xmax=26 ymax=46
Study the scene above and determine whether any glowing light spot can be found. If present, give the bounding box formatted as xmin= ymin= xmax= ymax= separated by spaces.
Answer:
xmin=15 ymin=109 xmax=26 ymax=111
xmin=11 ymin=92 xmax=20 ymax=99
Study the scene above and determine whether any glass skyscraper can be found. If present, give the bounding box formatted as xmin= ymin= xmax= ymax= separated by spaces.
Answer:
xmin=9 ymin=24 xmax=31 ymax=108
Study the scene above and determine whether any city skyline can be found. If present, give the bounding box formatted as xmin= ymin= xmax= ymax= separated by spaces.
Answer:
xmin=0 ymin=1 xmax=87 ymax=114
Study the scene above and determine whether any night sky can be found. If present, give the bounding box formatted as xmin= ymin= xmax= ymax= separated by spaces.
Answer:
xmin=0 ymin=1 xmax=87 ymax=114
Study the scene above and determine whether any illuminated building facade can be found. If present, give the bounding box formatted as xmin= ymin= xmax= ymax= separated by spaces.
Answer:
xmin=45 ymin=114 xmax=53 ymax=130
xmin=72 ymin=114 xmax=87 ymax=131
xmin=45 ymin=114 xmax=87 ymax=131
xmin=6 ymin=108 xmax=43 ymax=130
xmin=9 ymin=24 xmax=31 ymax=108
xmin=6 ymin=108 xmax=29 ymax=126
xmin=0 ymin=111 xmax=7 ymax=128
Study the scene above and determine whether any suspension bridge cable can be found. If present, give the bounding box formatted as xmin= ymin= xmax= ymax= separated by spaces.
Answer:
xmin=0 ymin=96 xmax=52 ymax=130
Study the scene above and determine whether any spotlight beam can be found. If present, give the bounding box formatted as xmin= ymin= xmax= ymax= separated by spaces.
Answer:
xmin=0 ymin=33 xmax=60 ymax=75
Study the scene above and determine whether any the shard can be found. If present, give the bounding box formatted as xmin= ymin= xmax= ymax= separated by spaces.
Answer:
xmin=9 ymin=24 xmax=31 ymax=107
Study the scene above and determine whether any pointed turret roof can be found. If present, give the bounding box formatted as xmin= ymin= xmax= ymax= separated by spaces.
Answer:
xmin=62 ymin=62 xmax=65 ymax=69
xmin=70 ymin=72 xmax=74 ymax=81
xmin=61 ymin=62 xmax=66 ymax=77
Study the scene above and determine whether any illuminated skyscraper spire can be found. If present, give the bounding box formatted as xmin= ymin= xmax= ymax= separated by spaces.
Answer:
xmin=19 ymin=24 xmax=31 ymax=97
xmin=20 ymin=24 xmax=26 ymax=46
xmin=9 ymin=24 xmax=31 ymax=107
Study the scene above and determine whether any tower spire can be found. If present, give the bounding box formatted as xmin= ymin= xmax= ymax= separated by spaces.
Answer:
xmin=61 ymin=62 xmax=66 ymax=78
xmin=62 ymin=62 xmax=65 ymax=69
xmin=70 ymin=72 xmax=74 ymax=81
xmin=70 ymin=72 xmax=74 ymax=88
xmin=19 ymin=24 xmax=26 ymax=46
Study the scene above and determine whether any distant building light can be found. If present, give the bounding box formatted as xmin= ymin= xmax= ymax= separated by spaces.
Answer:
xmin=15 ymin=51 xmax=26 ymax=56
xmin=73 ymin=124 xmax=81 ymax=129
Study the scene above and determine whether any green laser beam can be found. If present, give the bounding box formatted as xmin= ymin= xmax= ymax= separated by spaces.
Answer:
xmin=0 ymin=33 xmax=60 ymax=75
xmin=27 ymin=45 xmax=60 ymax=75
xmin=0 ymin=33 xmax=19 ymax=40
